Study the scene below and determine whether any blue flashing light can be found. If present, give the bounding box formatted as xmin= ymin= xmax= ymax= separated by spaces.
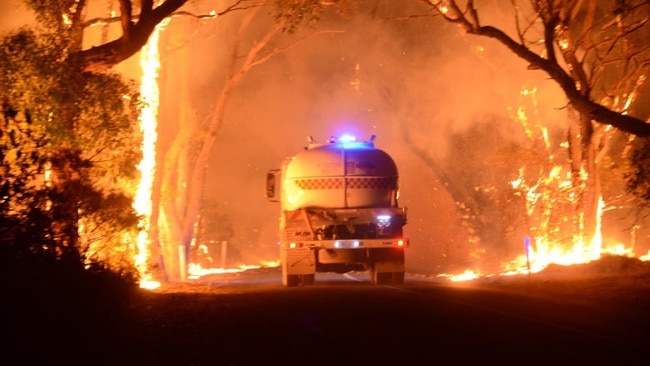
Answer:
xmin=337 ymin=133 xmax=375 ymax=149
xmin=338 ymin=134 xmax=357 ymax=143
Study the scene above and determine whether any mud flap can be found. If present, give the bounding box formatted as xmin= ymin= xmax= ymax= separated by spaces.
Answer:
xmin=370 ymin=262 xmax=405 ymax=285
xmin=370 ymin=248 xmax=405 ymax=285
xmin=281 ymin=246 xmax=316 ymax=286
xmin=373 ymin=260 xmax=405 ymax=273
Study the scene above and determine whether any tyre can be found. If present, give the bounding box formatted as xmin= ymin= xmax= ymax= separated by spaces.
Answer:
xmin=371 ymin=270 xmax=391 ymax=285
xmin=301 ymin=274 xmax=315 ymax=285
xmin=391 ymin=271 xmax=405 ymax=285
xmin=284 ymin=274 xmax=300 ymax=287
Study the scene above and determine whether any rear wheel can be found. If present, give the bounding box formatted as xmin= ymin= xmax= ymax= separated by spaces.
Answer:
xmin=371 ymin=267 xmax=404 ymax=285
xmin=391 ymin=271 xmax=405 ymax=284
xmin=370 ymin=267 xmax=391 ymax=285
xmin=301 ymin=274 xmax=315 ymax=285
xmin=284 ymin=274 xmax=300 ymax=287
xmin=284 ymin=273 xmax=315 ymax=287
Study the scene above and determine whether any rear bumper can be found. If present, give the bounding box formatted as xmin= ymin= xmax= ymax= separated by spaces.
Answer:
xmin=281 ymin=238 xmax=409 ymax=250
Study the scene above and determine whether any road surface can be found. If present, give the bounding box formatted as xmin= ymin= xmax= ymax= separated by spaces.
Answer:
xmin=119 ymin=267 xmax=650 ymax=365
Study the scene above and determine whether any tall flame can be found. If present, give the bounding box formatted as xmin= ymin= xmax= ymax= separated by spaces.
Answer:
xmin=133 ymin=24 xmax=164 ymax=290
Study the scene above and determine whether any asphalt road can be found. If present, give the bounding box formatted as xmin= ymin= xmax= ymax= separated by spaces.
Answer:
xmin=120 ymin=269 xmax=650 ymax=365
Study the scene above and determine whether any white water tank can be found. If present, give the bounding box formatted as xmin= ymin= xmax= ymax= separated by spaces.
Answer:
xmin=282 ymin=136 xmax=399 ymax=210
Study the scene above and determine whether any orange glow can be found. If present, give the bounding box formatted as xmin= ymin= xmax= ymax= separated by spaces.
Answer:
xmin=122 ymin=10 xmax=647 ymax=287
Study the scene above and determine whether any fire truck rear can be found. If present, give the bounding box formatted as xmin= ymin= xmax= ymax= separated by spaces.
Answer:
xmin=265 ymin=134 xmax=409 ymax=287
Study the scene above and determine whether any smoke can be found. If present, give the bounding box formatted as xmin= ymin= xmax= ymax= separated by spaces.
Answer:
xmin=0 ymin=0 xmax=570 ymax=274
xmin=0 ymin=2 xmax=34 ymax=33
xmin=174 ymin=0 xmax=571 ymax=273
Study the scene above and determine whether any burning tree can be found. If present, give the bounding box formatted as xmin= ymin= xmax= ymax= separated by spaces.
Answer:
xmin=3 ymin=0 xmax=348 ymax=281
xmin=0 ymin=0 xmax=196 ymax=277
xmin=155 ymin=0 xmax=348 ymax=279
xmin=420 ymin=0 xmax=650 ymax=270
xmin=0 ymin=30 xmax=141 ymax=273
xmin=3 ymin=0 xmax=283 ymax=283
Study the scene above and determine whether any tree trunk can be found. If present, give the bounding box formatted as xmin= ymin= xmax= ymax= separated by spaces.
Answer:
xmin=155 ymin=19 xmax=197 ymax=282
xmin=156 ymin=9 xmax=283 ymax=279
xmin=568 ymin=105 xmax=601 ymax=257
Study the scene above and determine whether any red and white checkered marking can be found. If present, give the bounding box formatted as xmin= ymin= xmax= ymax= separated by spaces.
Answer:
xmin=292 ymin=177 xmax=396 ymax=190
xmin=346 ymin=177 xmax=395 ymax=189
xmin=293 ymin=178 xmax=344 ymax=190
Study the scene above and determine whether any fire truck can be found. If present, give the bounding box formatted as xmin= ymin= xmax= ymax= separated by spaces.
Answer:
xmin=265 ymin=134 xmax=409 ymax=287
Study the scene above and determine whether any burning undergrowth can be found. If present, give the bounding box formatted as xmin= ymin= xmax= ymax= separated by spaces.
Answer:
xmin=460 ymin=255 xmax=650 ymax=306
xmin=539 ymin=254 xmax=650 ymax=278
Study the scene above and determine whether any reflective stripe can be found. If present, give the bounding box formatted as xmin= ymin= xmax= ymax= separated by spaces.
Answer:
xmin=346 ymin=177 xmax=395 ymax=189
xmin=292 ymin=177 xmax=396 ymax=190
xmin=293 ymin=178 xmax=343 ymax=190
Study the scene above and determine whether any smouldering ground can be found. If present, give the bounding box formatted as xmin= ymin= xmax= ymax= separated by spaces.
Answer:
xmin=453 ymin=255 xmax=650 ymax=308
xmin=152 ymin=254 xmax=650 ymax=303
xmin=121 ymin=255 xmax=650 ymax=365
xmin=14 ymin=255 xmax=648 ymax=364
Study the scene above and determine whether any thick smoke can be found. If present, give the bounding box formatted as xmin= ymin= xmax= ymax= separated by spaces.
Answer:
xmin=178 ymin=1 xmax=570 ymax=273
xmin=0 ymin=1 xmax=571 ymax=275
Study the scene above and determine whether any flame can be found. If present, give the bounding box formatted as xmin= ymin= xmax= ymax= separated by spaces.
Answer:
xmin=133 ymin=23 xmax=164 ymax=290
xmin=642 ymin=250 xmax=650 ymax=261
xmin=261 ymin=259 xmax=281 ymax=267
xmin=446 ymin=182 xmax=644 ymax=282
xmin=187 ymin=261 xmax=280 ymax=280
xmin=443 ymin=83 xmax=650 ymax=283
xmin=122 ymin=10 xmax=646 ymax=286
xmin=441 ymin=269 xmax=480 ymax=282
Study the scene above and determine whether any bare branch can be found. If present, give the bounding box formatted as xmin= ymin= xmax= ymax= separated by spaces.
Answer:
xmin=421 ymin=0 xmax=650 ymax=137
xmin=77 ymin=0 xmax=272 ymax=73
xmin=118 ymin=0 xmax=134 ymax=39
xmin=250 ymin=29 xmax=345 ymax=69
xmin=510 ymin=0 xmax=526 ymax=45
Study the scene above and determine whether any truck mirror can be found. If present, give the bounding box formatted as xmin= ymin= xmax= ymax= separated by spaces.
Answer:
xmin=266 ymin=170 xmax=279 ymax=201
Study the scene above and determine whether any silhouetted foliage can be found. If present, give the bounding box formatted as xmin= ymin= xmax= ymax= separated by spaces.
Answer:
xmin=1 ymin=102 xmax=51 ymax=256
xmin=0 ymin=28 xmax=141 ymax=267
xmin=625 ymin=137 xmax=650 ymax=202
xmin=0 ymin=109 xmax=138 ymax=361
xmin=1 ymin=6 xmax=143 ymax=361
xmin=271 ymin=0 xmax=355 ymax=33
